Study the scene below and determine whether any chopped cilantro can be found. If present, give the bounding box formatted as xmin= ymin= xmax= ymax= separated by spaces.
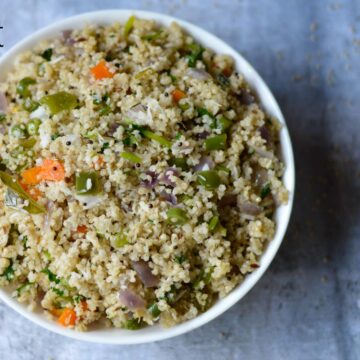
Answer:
xmin=41 ymin=48 xmax=53 ymax=61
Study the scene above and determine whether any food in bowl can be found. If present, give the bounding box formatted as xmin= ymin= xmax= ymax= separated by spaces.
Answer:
xmin=0 ymin=16 xmax=288 ymax=331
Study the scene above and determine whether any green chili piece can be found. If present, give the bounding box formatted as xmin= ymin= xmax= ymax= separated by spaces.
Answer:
xmin=114 ymin=232 xmax=128 ymax=248
xmin=0 ymin=113 xmax=6 ymax=122
xmin=120 ymin=152 xmax=142 ymax=164
xmin=208 ymin=215 xmax=219 ymax=231
xmin=122 ymin=318 xmax=143 ymax=330
xmin=205 ymin=134 xmax=227 ymax=151
xmin=142 ymin=30 xmax=162 ymax=41
xmin=124 ymin=15 xmax=135 ymax=38
xmin=167 ymin=207 xmax=188 ymax=225
xmin=11 ymin=124 xmax=27 ymax=139
xmin=75 ymin=171 xmax=101 ymax=195
xmin=41 ymin=48 xmax=53 ymax=61
xmin=197 ymin=170 xmax=221 ymax=190
xmin=148 ymin=303 xmax=161 ymax=317
xmin=40 ymin=91 xmax=78 ymax=115
xmin=22 ymin=98 xmax=40 ymax=112
xmin=26 ymin=119 xmax=41 ymax=135
xmin=142 ymin=129 xmax=172 ymax=148
xmin=260 ymin=183 xmax=271 ymax=199
xmin=16 ymin=77 xmax=36 ymax=98
xmin=0 ymin=171 xmax=45 ymax=214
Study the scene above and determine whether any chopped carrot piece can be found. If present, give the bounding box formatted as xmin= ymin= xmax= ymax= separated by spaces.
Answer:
xmin=21 ymin=159 xmax=65 ymax=185
xmin=171 ymin=89 xmax=186 ymax=103
xmin=222 ymin=67 xmax=233 ymax=77
xmin=81 ymin=301 xmax=88 ymax=311
xmin=19 ymin=182 xmax=42 ymax=200
xmin=40 ymin=159 xmax=65 ymax=182
xmin=58 ymin=308 xmax=77 ymax=327
xmin=97 ymin=156 xmax=104 ymax=166
xmin=21 ymin=167 xmax=43 ymax=185
xmin=77 ymin=225 xmax=88 ymax=234
xmin=91 ymin=60 xmax=114 ymax=80
xmin=49 ymin=308 xmax=64 ymax=317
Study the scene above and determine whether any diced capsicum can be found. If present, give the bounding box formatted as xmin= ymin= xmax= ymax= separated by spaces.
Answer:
xmin=75 ymin=171 xmax=101 ymax=195
xmin=197 ymin=170 xmax=221 ymax=190
xmin=205 ymin=134 xmax=227 ymax=151
xmin=40 ymin=91 xmax=78 ymax=115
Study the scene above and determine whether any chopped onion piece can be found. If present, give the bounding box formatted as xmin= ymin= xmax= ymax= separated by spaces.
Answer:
xmin=186 ymin=68 xmax=211 ymax=80
xmin=118 ymin=289 xmax=146 ymax=310
xmin=132 ymin=260 xmax=159 ymax=288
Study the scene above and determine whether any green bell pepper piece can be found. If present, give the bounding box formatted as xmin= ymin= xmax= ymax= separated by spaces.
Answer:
xmin=205 ymin=134 xmax=227 ymax=151
xmin=40 ymin=91 xmax=78 ymax=115
xmin=167 ymin=207 xmax=188 ymax=225
xmin=197 ymin=170 xmax=221 ymax=190
xmin=114 ymin=232 xmax=128 ymax=248
xmin=75 ymin=171 xmax=101 ymax=195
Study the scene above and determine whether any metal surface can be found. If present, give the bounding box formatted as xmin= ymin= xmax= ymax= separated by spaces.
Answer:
xmin=0 ymin=0 xmax=359 ymax=359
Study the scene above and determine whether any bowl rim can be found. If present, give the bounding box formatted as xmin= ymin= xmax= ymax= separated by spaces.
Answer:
xmin=0 ymin=9 xmax=295 ymax=344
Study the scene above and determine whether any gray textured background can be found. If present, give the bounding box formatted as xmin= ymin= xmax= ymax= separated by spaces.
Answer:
xmin=0 ymin=0 xmax=359 ymax=359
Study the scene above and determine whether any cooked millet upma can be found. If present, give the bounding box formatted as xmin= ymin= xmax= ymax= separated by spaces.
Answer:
xmin=0 ymin=17 xmax=288 ymax=330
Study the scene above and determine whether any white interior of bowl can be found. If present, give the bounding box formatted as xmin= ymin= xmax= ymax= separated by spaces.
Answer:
xmin=0 ymin=9 xmax=295 ymax=344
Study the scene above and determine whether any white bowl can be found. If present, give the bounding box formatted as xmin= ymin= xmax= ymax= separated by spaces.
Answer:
xmin=0 ymin=9 xmax=295 ymax=344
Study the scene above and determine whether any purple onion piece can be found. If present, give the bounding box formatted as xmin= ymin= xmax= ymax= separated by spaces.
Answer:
xmin=193 ymin=156 xmax=215 ymax=172
xmin=159 ymin=190 xmax=177 ymax=205
xmin=259 ymin=125 xmax=273 ymax=146
xmin=252 ymin=165 xmax=268 ymax=189
xmin=0 ymin=92 xmax=7 ymax=113
xmin=126 ymin=104 xmax=148 ymax=122
xmin=118 ymin=289 xmax=146 ymax=310
xmin=238 ymin=91 xmax=255 ymax=105
xmin=132 ymin=260 xmax=159 ymax=288
xmin=195 ymin=131 xmax=210 ymax=140
xmin=61 ymin=30 xmax=76 ymax=46
xmin=186 ymin=68 xmax=211 ymax=80
xmin=160 ymin=167 xmax=180 ymax=186
xmin=43 ymin=200 xmax=54 ymax=231
xmin=218 ymin=194 xmax=237 ymax=208
xmin=107 ymin=123 xmax=120 ymax=137
xmin=239 ymin=203 xmax=262 ymax=216
xmin=140 ymin=171 xmax=158 ymax=189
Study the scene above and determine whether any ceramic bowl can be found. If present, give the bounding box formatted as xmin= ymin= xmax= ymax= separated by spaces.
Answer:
xmin=0 ymin=9 xmax=295 ymax=344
